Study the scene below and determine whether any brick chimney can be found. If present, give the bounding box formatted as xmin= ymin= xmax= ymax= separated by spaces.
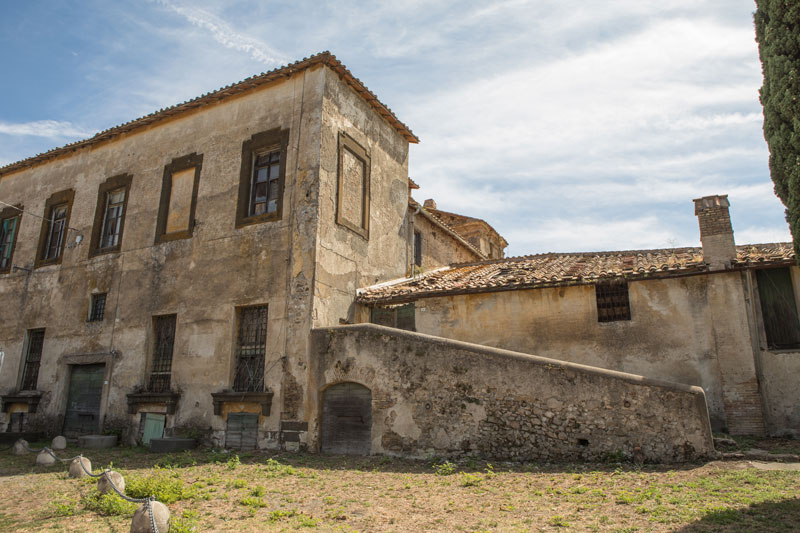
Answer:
xmin=423 ymin=199 xmax=437 ymax=210
xmin=694 ymin=194 xmax=736 ymax=270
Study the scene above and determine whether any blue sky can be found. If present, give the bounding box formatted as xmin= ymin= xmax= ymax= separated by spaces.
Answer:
xmin=0 ymin=0 xmax=789 ymax=256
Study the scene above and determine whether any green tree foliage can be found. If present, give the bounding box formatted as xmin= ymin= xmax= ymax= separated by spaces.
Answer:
xmin=755 ymin=1 xmax=800 ymax=260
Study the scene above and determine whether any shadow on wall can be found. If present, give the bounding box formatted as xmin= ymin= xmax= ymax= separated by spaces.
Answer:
xmin=676 ymin=497 xmax=800 ymax=532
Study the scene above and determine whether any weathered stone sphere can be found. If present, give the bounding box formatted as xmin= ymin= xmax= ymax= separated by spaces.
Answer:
xmin=69 ymin=456 xmax=91 ymax=478
xmin=51 ymin=436 xmax=67 ymax=450
xmin=130 ymin=501 xmax=169 ymax=533
xmin=97 ymin=471 xmax=125 ymax=495
xmin=36 ymin=449 xmax=57 ymax=466
xmin=11 ymin=439 xmax=28 ymax=455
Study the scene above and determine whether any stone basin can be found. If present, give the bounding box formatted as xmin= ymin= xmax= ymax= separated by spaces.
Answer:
xmin=149 ymin=437 xmax=197 ymax=453
xmin=78 ymin=435 xmax=118 ymax=449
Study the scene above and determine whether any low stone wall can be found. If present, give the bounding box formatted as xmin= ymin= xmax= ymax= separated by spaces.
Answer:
xmin=309 ymin=324 xmax=714 ymax=463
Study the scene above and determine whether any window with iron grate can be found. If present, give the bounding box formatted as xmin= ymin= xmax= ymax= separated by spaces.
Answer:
xmin=88 ymin=293 xmax=107 ymax=322
xmin=149 ymin=315 xmax=176 ymax=392
xmin=595 ymin=279 xmax=631 ymax=322
xmin=233 ymin=306 xmax=268 ymax=392
xmin=21 ymin=329 xmax=45 ymax=391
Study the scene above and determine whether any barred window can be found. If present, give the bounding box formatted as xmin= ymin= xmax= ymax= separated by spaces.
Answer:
xmin=233 ymin=306 xmax=268 ymax=392
xmin=88 ymin=293 xmax=107 ymax=322
xmin=21 ymin=329 xmax=45 ymax=391
xmin=149 ymin=315 xmax=176 ymax=392
xmin=756 ymin=267 xmax=800 ymax=350
xmin=595 ymin=279 xmax=631 ymax=322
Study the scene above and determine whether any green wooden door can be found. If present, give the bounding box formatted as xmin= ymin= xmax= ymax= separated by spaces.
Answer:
xmin=142 ymin=414 xmax=165 ymax=446
xmin=62 ymin=364 xmax=105 ymax=437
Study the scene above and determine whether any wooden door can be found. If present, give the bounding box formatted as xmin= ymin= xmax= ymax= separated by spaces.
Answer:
xmin=63 ymin=364 xmax=104 ymax=437
xmin=321 ymin=382 xmax=372 ymax=455
xmin=142 ymin=413 xmax=165 ymax=446
xmin=225 ymin=413 xmax=258 ymax=449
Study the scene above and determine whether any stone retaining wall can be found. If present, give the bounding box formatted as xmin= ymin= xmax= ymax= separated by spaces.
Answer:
xmin=309 ymin=324 xmax=715 ymax=463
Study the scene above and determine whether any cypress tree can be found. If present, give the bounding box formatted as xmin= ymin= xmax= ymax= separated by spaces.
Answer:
xmin=755 ymin=1 xmax=800 ymax=261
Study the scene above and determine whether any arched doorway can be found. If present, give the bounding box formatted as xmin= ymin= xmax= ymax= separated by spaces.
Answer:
xmin=320 ymin=382 xmax=372 ymax=455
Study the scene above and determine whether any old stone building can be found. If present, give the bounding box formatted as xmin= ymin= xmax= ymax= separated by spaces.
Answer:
xmin=0 ymin=52 xmax=787 ymax=463
xmin=358 ymin=196 xmax=800 ymax=439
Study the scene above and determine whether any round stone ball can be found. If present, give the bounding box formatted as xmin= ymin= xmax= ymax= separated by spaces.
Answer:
xmin=11 ymin=439 xmax=29 ymax=455
xmin=36 ymin=449 xmax=57 ymax=466
xmin=69 ymin=456 xmax=92 ymax=478
xmin=97 ymin=471 xmax=125 ymax=495
xmin=130 ymin=500 xmax=170 ymax=533
xmin=51 ymin=436 xmax=67 ymax=450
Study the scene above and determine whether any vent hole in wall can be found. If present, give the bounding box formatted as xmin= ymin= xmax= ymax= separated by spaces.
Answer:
xmin=577 ymin=438 xmax=589 ymax=447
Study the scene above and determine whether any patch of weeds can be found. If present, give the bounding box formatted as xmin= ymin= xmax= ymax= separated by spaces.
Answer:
xmin=126 ymin=470 xmax=193 ymax=504
xmin=250 ymin=485 xmax=266 ymax=497
xmin=296 ymin=513 xmax=319 ymax=527
xmin=51 ymin=498 xmax=77 ymax=517
xmin=263 ymin=458 xmax=297 ymax=477
xmin=240 ymin=496 xmax=267 ymax=509
xmin=268 ymin=509 xmax=298 ymax=522
xmin=82 ymin=490 xmax=138 ymax=517
xmin=549 ymin=515 xmax=569 ymax=527
xmin=378 ymin=455 xmax=393 ymax=465
xmin=461 ymin=472 xmax=483 ymax=487
xmin=702 ymin=506 xmax=743 ymax=525
xmin=229 ymin=478 xmax=248 ymax=489
xmin=433 ymin=461 xmax=457 ymax=476
xmin=226 ymin=454 xmax=241 ymax=470
xmin=326 ymin=506 xmax=347 ymax=520
xmin=155 ymin=451 xmax=197 ymax=468
xmin=170 ymin=509 xmax=201 ymax=532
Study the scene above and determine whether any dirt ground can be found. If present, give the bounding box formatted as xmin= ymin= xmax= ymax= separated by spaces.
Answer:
xmin=0 ymin=442 xmax=799 ymax=532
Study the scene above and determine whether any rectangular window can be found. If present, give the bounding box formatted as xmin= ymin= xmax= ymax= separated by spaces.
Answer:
xmin=370 ymin=304 xmax=415 ymax=331
xmin=250 ymin=150 xmax=281 ymax=217
xmin=155 ymin=153 xmax=202 ymax=243
xmin=596 ymin=279 xmax=631 ymax=322
xmin=35 ymin=189 xmax=74 ymax=268
xmin=149 ymin=315 xmax=177 ymax=392
xmin=233 ymin=306 xmax=268 ymax=392
xmin=756 ymin=267 xmax=800 ymax=350
xmin=236 ymin=129 xmax=289 ymax=228
xmin=90 ymin=174 xmax=132 ymax=257
xmin=44 ymin=204 xmax=68 ymax=260
xmin=414 ymin=230 xmax=422 ymax=267
xmin=88 ymin=293 xmax=107 ymax=322
xmin=336 ymin=133 xmax=371 ymax=238
xmin=0 ymin=207 xmax=21 ymax=273
xmin=20 ymin=329 xmax=45 ymax=391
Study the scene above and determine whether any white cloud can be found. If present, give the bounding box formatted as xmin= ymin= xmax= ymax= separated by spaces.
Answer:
xmin=735 ymin=226 xmax=791 ymax=245
xmin=0 ymin=120 xmax=93 ymax=139
xmin=149 ymin=0 xmax=288 ymax=66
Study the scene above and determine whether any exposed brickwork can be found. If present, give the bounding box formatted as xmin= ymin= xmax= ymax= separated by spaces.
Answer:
xmin=694 ymin=195 xmax=736 ymax=269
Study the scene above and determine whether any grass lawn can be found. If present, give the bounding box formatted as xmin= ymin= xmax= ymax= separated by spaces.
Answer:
xmin=0 ymin=443 xmax=799 ymax=532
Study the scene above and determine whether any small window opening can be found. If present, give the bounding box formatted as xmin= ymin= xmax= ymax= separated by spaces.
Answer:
xmin=149 ymin=315 xmax=177 ymax=392
xmin=596 ymin=279 xmax=631 ymax=322
xmin=414 ymin=230 xmax=422 ymax=267
xmin=577 ymin=438 xmax=589 ymax=447
xmin=88 ymin=293 xmax=107 ymax=322
xmin=370 ymin=304 xmax=415 ymax=331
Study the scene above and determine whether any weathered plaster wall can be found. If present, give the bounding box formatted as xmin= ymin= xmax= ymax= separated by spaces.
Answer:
xmin=309 ymin=324 xmax=714 ymax=463
xmin=0 ymin=67 xmax=326 ymax=444
xmin=311 ymin=67 xmax=411 ymax=331
xmin=409 ymin=273 xmax=757 ymax=432
xmin=413 ymin=214 xmax=481 ymax=271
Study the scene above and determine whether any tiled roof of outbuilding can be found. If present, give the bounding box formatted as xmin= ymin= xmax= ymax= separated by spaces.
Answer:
xmin=357 ymin=242 xmax=795 ymax=304
xmin=0 ymin=51 xmax=418 ymax=178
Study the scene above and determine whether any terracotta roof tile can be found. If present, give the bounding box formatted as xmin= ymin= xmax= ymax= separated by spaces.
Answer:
xmin=357 ymin=242 xmax=795 ymax=304
xmin=0 ymin=52 xmax=418 ymax=178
